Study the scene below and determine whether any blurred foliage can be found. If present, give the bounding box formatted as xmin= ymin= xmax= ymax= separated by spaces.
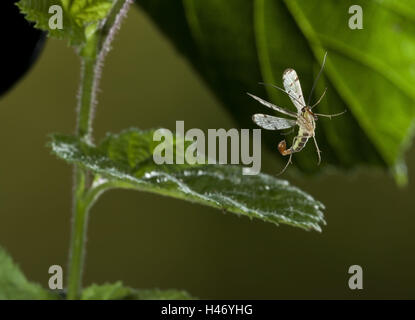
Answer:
xmin=17 ymin=0 xmax=113 ymax=47
xmin=50 ymin=129 xmax=326 ymax=231
xmin=136 ymin=0 xmax=415 ymax=183
xmin=82 ymin=282 xmax=194 ymax=300
xmin=0 ymin=246 xmax=58 ymax=300
xmin=0 ymin=245 xmax=193 ymax=300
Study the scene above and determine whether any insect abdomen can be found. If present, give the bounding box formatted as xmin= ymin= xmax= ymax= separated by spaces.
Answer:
xmin=278 ymin=133 xmax=309 ymax=156
xmin=292 ymin=135 xmax=309 ymax=153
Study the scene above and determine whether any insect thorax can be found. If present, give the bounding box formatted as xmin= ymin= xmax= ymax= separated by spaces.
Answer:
xmin=298 ymin=108 xmax=315 ymax=134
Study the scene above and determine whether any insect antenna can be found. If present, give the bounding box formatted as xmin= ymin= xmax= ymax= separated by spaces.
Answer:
xmin=259 ymin=82 xmax=306 ymax=108
xmin=307 ymin=52 xmax=328 ymax=106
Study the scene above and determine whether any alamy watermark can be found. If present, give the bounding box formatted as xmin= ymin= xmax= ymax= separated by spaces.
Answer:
xmin=348 ymin=265 xmax=363 ymax=290
xmin=48 ymin=265 xmax=63 ymax=290
xmin=153 ymin=121 xmax=262 ymax=175
xmin=48 ymin=5 xmax=63 ymax=30
xmin=348 ymin=5 xmax=363 ymax=30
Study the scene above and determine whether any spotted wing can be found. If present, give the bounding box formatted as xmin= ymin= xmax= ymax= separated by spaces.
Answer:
xmin=283 ymin=69 xmax=306 ymax=114
xmin=252 ymin=114 xmax=297 ymax=131
xmin=247 ymin=93 xmax=297 ymax=118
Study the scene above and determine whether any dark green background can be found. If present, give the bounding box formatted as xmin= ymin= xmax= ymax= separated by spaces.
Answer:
xmin=1 ymin=7 xmax=414 ymax=299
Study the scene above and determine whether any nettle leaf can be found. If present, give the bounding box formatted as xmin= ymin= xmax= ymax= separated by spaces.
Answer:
xmin=49 ymin=128 xmax=325 ymax=231
xmin=135 ymin=288 xmax=194 ymax=300
xmin=0 ymin=246 xmax=58 ymax=300
xmin=17 ymin=0 xmax=113 ymax=46
xmin=136 ymin=0 xmax=415 ymax=183
xmin=81 ymin=282 xmax=131 ymax=300
xmin=81 ymin=282 xmax=194 ymax=300
xmin=67 ymin=0 xmax=113 ymax=23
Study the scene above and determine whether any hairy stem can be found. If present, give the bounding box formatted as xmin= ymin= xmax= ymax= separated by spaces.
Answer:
xmin=68 ymin=53 xmax=99 ymax=300
xmin=67 ymin=168 xmax=88 ymax=299
xmin=66 ymin=0 xmax=133 ymax=299
xmin=76 ymin=58 xmax=98 ymax=142
xmin=67 ymin=50 xmax=98 ymax=299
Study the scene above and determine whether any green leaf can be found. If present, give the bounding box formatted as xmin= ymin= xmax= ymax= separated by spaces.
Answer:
xmin=49 ymin=128 xmax=325 ymax=231
xmin=17 ymin=0 xmax=113 ymax=46
xmin=81 ymin=282 xmax=132 ymax=300
xmin=0 ymin=246 xmax=58 ymax=300
xmin=135 ymin=288 xmax=195 ymax=300
xmin=81 ymin=282 xmax=194 ymax=300
xmin=136 ymin=0 xmax=415 ymax=182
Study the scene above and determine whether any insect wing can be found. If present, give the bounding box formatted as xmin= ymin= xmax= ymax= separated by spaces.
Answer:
xmin=247 ymin=93 xmax=297 ymax=118
xmin=252 ymin=114 xmax=297 ymax=130
xmin=283 ymin=69 xmax=306 ymax=113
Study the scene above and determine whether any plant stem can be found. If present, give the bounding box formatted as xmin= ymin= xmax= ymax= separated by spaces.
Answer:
xmin=66 ymin=0 xmax=133 ymax=299
xmin=67 ymin=53 xmax=100 ymax=299
xmin=67 ymin=168 xmax=88 ymax=299
xmin=77 ymin=58 xmax=97 ymax=142
xmin=67 ymin=173 xmax=111 ymax=300
xmin=67 ymin=56 xmax=97 ymax=299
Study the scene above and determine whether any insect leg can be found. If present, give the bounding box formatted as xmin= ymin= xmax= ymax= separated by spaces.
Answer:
xmin=277 ymin=154 xmax=293 ymax=176
xmin=313 ymin=136 xmax=322 ymax=165
xmin=314 ymin=110 xmax=347 ymax=119
xmin=310 ymin=87 xmax=327 ymax=109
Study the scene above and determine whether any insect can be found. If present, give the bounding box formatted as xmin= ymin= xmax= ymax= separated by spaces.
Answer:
xmin=247 ymin=53 xmax=346 ymax=174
